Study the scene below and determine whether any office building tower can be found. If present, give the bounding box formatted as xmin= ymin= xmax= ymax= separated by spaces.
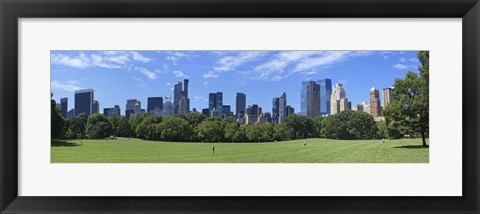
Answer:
xmin=183 ymin=79 xmax=190 ymax=113
xmin=173 ymin=81 xmax=182 ymax=114
xmin=264 ymin=112 xmax=272 ymax=123
xmin=317 ymin=78 xmax=332 ymax=115
xmin=286 ymin=106 xmax=295 ymax=117
xmin=222 ymin=105 xmax=231 ymax=118
xmin=74 ymin=89 xmax=94 ymax=116
xmin=236 ymin=93 xmax=246 ymax=119
xmin=134 ymin=100 xmax=141 ymax=114
xmin=370 ymin=87 xmax=381 ymax=117
xmin=67 ymin=109 xmax=75 ymax=118
xmin=103 ymin=108 xmax=114 ymax=117
xmin=163 ymin=97 xmax=174 ymax=116
xmin=306 ymin=82 xmax=320 ymax=118
xmin=113 ymin=105 xmax=121 ymax=116
xmin=272 ymin=97 xmax=279 ymax=124
xmin=300 ymin=81 xmax=314 ymax=116
xmin=92 ymin=100 xmax=99 ymax=114
xmin=330 ymin=83 xmax=347 ymax=115
xmin=60 ymin=97 xmax=68 ymax=118
xmin=382 ymin=87 xmax=394 ymax=108
xmin=202 ymin=108 xmax=210 ymax=116
xmin=216 ymin=92 xmax=223 ymax=114
xmin=340 ymin=98 xmax=349 ymax=112
xmin=125 ymin=99 xmax=137 ymax=119
xmin=192 ymin=108 xmax=197 ymax=112
xmin=210 ymin=107 xmax=220 ymax=118
xmin=147 ymin=97 xmax=163 ymax=113
xmin=208 ymin=92 xmax=223 ymax=116
xmin=352 ymin=104 xmax=363 ymax=112
xmin=278 ymin=92 xmax=287 ymax=123
xmin=362 ymin=101 xmax=370 ymax=114
xmin=178 ymin=96 xmax=188 ymax=115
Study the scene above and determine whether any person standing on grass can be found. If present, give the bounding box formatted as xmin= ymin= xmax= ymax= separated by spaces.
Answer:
xmin=304 ymin=140 xmax=307 ymax=147
xmin=382 ymin=138 xmax=385 ymax=144
xmin=212 ymin=144 xmax=215 ymax=155
xmin=372 ymin=138 xmax=375 ymax=143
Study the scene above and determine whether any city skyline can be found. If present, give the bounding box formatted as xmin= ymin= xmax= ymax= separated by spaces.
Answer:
xmin=51 ymin=50 xmax=421 ymax=115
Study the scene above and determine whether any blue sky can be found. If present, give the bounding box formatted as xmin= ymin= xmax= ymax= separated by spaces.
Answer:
xmin=51 ymin=50 xmax=421 ymax=114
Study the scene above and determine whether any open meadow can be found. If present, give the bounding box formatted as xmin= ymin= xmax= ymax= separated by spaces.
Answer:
xmin=51 ymin=138 xmax=429 ymax=163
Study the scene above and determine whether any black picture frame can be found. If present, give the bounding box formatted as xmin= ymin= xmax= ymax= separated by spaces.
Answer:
xmin=1 ymin=0 xmax=479 ymax=213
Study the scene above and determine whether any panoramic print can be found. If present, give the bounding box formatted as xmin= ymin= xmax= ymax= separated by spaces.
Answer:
xmin=51 ymin=50 xmax=429 ymax=163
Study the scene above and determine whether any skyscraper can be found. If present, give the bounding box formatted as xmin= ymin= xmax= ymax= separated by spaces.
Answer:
xmin=317 ymin=78 xmax=332 ymax=115
xmin=300 ymin=81 xmax=315 ymax=116
xmin=222 ymin=105 xmax=231 ymax=118
xmin=202 ymin=108 xmax=210 ymax=116
xmin=306 ymin=83 xmax=320 ymax=118
xmin=286 ymin=106 xmax=295 ymax=116
xmin=272 ymin=97 xmax=279 ymax=124
xmin=125 ymin=99 xmax=137 ymax=119
xmin=173 ymin=81 xmax=182 ymax=114
xmin=178 ymin=96 xmax=188 ymax=115
xmin=330 ymin=83 xmax=347 ymax=115
xmin=92 ymin=100 xmax=99 ymax=114
xmin=163 ymin=97 xmax=174 ymax=116
xmin=382 ymin=87 xmax=394 ymax=108
xmin=278 ymin=92 xmax=287 ymax=123
xmin=113 ymin=105 xmax=121 ymax=116
xmin=74 ymin=89 xmax=94 ymax=116
xmin=60 ymin=97 xmax=68 ymax=118
xmin=236 ymin=93 xmax=246 ymax=119
xmin=147 ymin=97 xmax=163 ymax=113
xmin=209 ymin=93 xmax=216 ymax=113
xmin=183 ymin=79 xmax=190 ymax=113
xmin=134 ymin=100 xmax=141 ymax=114
xmin=216 ymin=92 xmax=223 ymax=114
xmin=370 ymin=87 xmax=381 ymax=117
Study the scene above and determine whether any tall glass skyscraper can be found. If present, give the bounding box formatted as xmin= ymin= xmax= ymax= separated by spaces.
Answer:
xmin=147 ymin=97 xmax=163 ymax=112
xmin=300 ymin=81 xmax=315 ymax=116
xmin=272 ymin=97 xmax=279 ymax=124
xmin=74 ymin=89 xmax=93 ymax=116
xmin=236 ymin=92 xmax=246 ymax=119
xmin=317 ymin=78 xmax=332 ymax=115
xmin=60 ymin=97 xmax=68 ymax=118
xmin=278 ymin=92 xmax=287 ymax=123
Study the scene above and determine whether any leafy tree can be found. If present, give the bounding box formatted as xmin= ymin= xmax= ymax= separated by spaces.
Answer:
xmin=88 ymin=121 xmax=113 ymax=139
xmin=285 ymin=114 xmax=315 ymax=139
xmin=186 ymin=112 xmax=208 ymax=128
xmin=135 ymin=114 xmax=161 ymax=139
xmin=224 ymin=121 xmax=240 ymax=142
xmin=245 ymin=124 xmax=262 ymax=142
xmin=313 ymin=116 xmax=324 ymax=138
xmin=64 ymin=113 xmax=88 ymax=139
xmin=86 ymin=113 xmax=112 ymax=139
xmin=273 ymin=124 xmax=291 ymax=141
xmin=258 ymin=123 xmax=274 ymax=142
xmin=196 ymin=119 xmax=224 ymax=142
xmin=51 ymin=96 xmax=64 ymax=139
xmin=323 ymin=110 xmax=376 ymax=140
xmin=159 ymin=116 xmax=194 ymax=141
xmin=117 ymin=116 xmax=133 ymax=137
xmin=383 ymin=51 xmax=429 ymax=147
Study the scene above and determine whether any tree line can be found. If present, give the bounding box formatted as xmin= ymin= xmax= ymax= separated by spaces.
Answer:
xmin=51 ymin=51 xmax=429 ymax=145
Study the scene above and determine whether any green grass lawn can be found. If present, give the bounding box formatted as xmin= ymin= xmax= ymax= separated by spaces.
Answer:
xmin=51 ymin=138 xmax=429 ymax=163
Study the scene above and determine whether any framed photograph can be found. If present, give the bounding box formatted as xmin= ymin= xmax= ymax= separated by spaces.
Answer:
xmin=1 ymin=0 xmax=479 ymax=213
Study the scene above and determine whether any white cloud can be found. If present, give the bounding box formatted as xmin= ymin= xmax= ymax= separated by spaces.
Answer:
xmin=203 ymin=81 xmax=209 ymax=85
xmin=173 ymin=70 xmax=189 ymax=78
xmin=131 ymin=51 xmax=153 ymax=63
xmin=252 ymin=51 xmax=370 ymax=81
xmin=203 ymin=71 xmax=218 ymax=78
xmin=135 ymin=67 xmax=158 ymax=80
xmin=51 ymin=80 xmax=82 ymax=92
xmin=130 ymin=76 xmax=148 ymax=90
xmin=392 ymin=63 xmax=408 ymax=69
xmin=166 ymin=82 xmax=172 ymax=86
xmin=213 ymin=51 xmax=266 ymax=72
xmin=193 ymin=96 xmax=206 ymax=102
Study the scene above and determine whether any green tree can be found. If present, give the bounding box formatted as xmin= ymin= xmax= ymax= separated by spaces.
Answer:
xmin=86 ymin=113 xmax=112 ymax=139
xmin=383 ymin=51 xmax=429 ymax=147
xmin=117 ymin=116 xmax=133 ymax=137
xmin=273 ymin=124 xmax=291 ymax=141
xmin=323 ymin=110 xmax=377 ymax=140
xmin=285 ymin=114 xmax=315 ymax=139
xmin=65 ymin=113 xmax=88 ymax=139
xmin=51 ymin=96 xmax=64 ymax=139
xmin=245 ymin=124 xmax=262 ymax=142
xmin=186 ymin=112 xmax=208 ymax=128
xmin=224 ymin=121 xmax=240 ymax=142
xmin=135 ymin=114 xmax=162 ymax=139
xmin=196 ymin=119 xmax=224 ymax=142
xmin=159 ymin=116 xmax=194 ymax=141
xmin=313 ymin=116 xmax=324 ymax=138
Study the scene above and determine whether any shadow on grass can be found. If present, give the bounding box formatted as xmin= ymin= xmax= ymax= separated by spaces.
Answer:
xmin=51 ymin=140 xmax=80 ymax=147
xmin=393 ymin=145 xmax=429 ymax=149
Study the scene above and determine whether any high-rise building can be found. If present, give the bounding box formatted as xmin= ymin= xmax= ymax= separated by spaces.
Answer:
xmin=92 ymin=100 xmax=99 ymax=114
xmin=202 ymin=108 xmax=210 ymax=116
xmin=300 ymin=81 xmax=315 ymax=116
xmin=222 ymin=105 xmax=231 ymax=118
xmin=67 ymin=109 xmax=75 ymax=118
xmin=103 ymin=108 xmax=114 ymax=117
xmin=272 ymin=97 xmax=279 ymax=124
xmin=178 ymin=96 xmax=188 ymax=115
xmin=183 ymin=79 xmax=190 ymax=113
xmin=125 ymin=99 xmax=137 ymax=118
xmin=173 ymin=81 xmax=182 ymax=114
xmin=208 ymin=92 xmax=223 ymax=116
xmin=147 ymin=97 xmax=163 ymax=113
xmin=352 ymin=104 xmax=363 ymax=112
xmin=362 ymin=101 xmax=370 ymax=114
xmin=278 ymin=92 xmax=287 ymax=123
xmin=306 ymin=82 xmax=320 ymax=118
xmin=264 ymin=112 xmax=272 ymax=123
xmin=163 ymin=97 xmax=174 ymax=116
xmin=330 ymin=83 xmax=347 ymax=115
xmin=317 ymin=78 xmax=332 ymax=115
xmin=382 ymin=87 xmax=394 ymax=108
xmin=340 ymin=98 xmax=349 ymax=112
xmin=370 ymin=87 xmax=381 ymax=117
xmin=60 ymin=98 xmax=68 ymax=118
xmin=74 ymin=89 xmax=94 ymax=116
xmin=286 ymin=106 xmax=295 ymax=116
xmin=113 ymin=105 xmax=121 ymax=116
xmin=236 ymin=93 xmax=246 ymax=119
xmin=134 ymin=100 xmax=141 ymax=114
